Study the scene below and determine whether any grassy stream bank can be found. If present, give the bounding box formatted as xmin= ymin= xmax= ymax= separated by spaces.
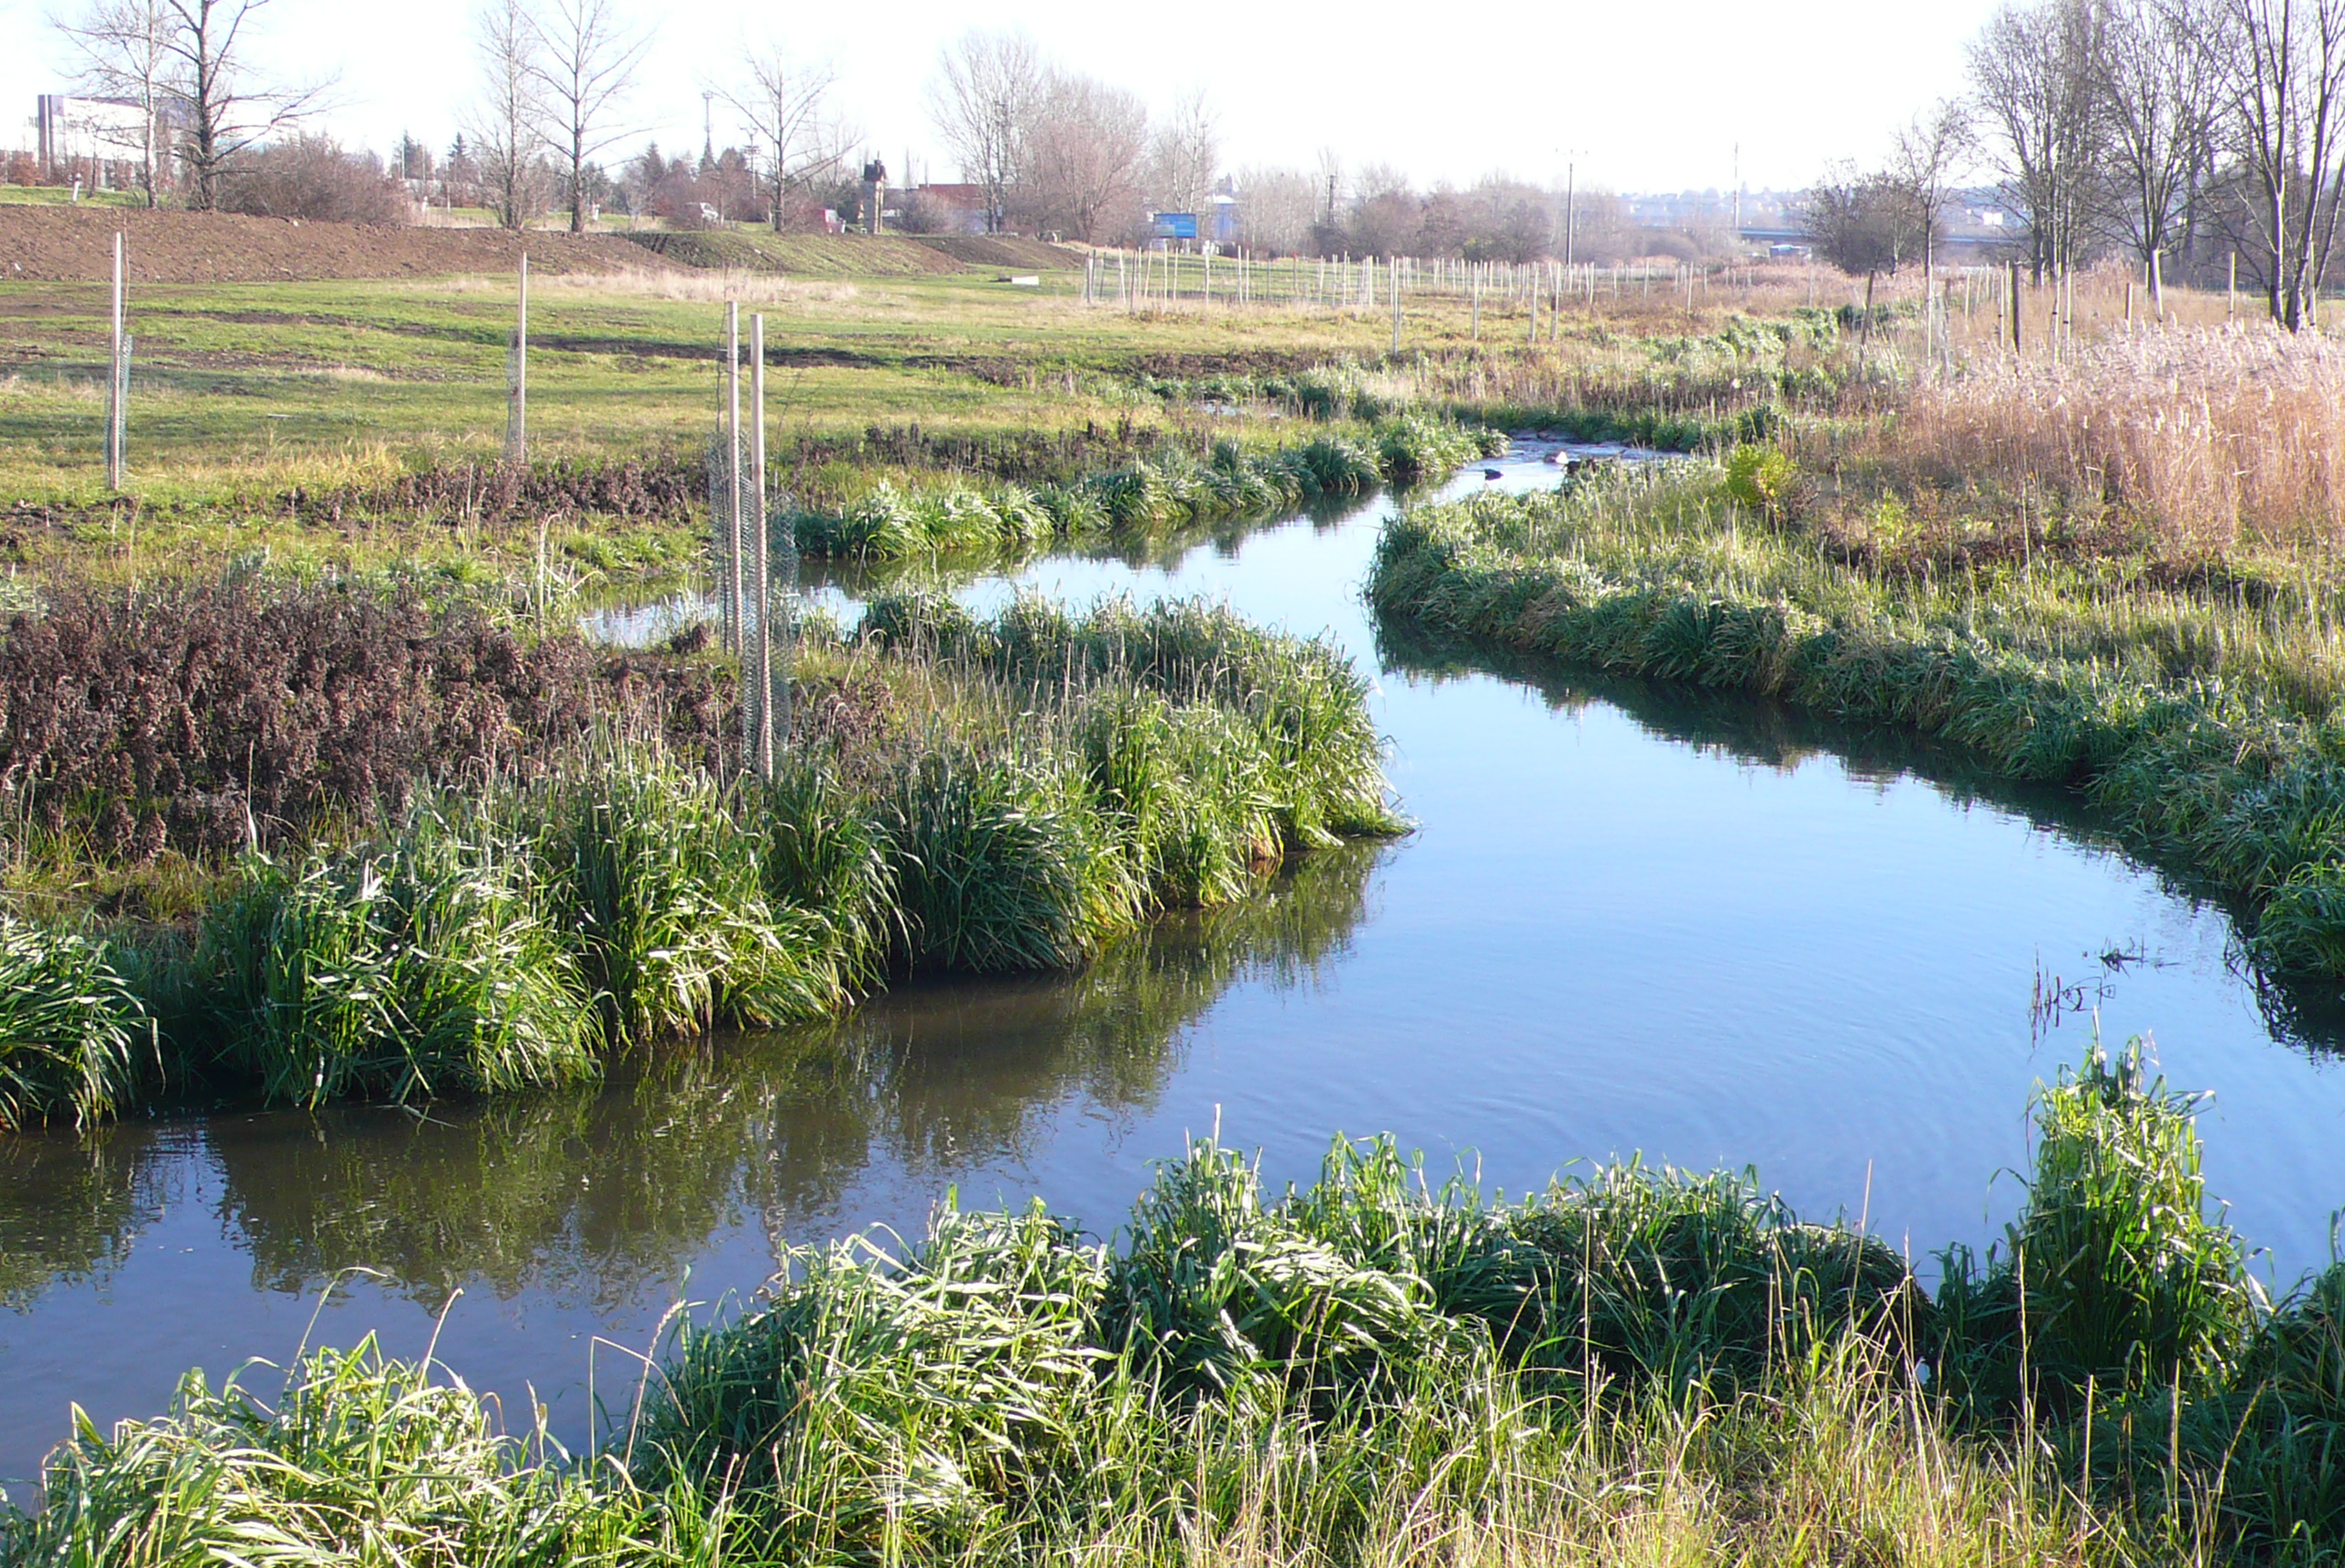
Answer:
xmin=1369 ymin=472 xmax=2345 ymax=981
xmin=0 ymin=592 xmax=1399 ymax=1129
xmin=5 ymin=1046 xmax=2341 ymax=1563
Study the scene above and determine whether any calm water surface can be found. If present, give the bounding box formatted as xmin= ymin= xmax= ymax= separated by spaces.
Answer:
xmin=5 ymin=452 xmax=2344 ymax=1493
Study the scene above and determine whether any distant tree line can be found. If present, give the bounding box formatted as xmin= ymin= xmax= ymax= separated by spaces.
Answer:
xmin=1810 ymin=0 xmax=2345 ymax=330
xmin=921 ymin=28 xmax=1701 ymax=261
xmin=41 ymin=2 xmax=1721 ymax=262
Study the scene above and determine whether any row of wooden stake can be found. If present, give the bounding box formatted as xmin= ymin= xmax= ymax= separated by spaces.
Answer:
xmin=711 ymin=299 xmax=790 ymax=780
xmin=500 ymin=265 xmax=797 ymax=775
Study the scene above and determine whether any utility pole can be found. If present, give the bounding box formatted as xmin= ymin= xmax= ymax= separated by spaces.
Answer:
xmin=702 ymin=91 xmax=715 ymax=167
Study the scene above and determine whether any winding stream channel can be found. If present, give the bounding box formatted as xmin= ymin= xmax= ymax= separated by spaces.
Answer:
xmin=5 ymin=451 xmax=2345 ymax=1491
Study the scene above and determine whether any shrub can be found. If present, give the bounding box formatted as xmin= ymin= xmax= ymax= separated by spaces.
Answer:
xmin=0 ymin=579 xmax=731 ymax=859
xmin=217 ymin=135 xmax=412 ymax=225
xmin=1723 ymin=442 xmax=1798 ymax=518
xmin=0 ymin=919 xmax=155 ymax=1130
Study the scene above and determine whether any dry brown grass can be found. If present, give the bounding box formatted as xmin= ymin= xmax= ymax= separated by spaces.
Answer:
xmin=1872 ymin=328 xmax=2345 ymax=557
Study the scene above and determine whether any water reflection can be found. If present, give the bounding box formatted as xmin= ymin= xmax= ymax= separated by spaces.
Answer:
xmin=1373 ymin=612 xmax=2345 ymax=1059
xmin=18 ymin=843 xmax=1381 ymax=1318
xmin=581 ymin=494 xmax=1379 ymax=648
xmin=0 ymin=1126 xmax=177 ymax=1311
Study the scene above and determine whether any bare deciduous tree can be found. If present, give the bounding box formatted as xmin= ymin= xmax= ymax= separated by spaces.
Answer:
xmin=1233 ymin=164 xmax=1318 ymax=254
xmin=1883 ymin=100 xmax=1974 ymax=276
xmin=157 ymin=0 xmax=333 ymax=211
xmin=928 ymin=29 xmax=1042 ymax=234
xmin=1800 ymin=162 xmax=1925 ymax=325
xmin=1021 ymin=71 xmax=1148 ymax=242
xmin=1146 ymin=89 xmax=1220 ymax=221
xmin=530 ymin=0 xmax=649 ymax=233
xmin=2218 ymin=0 xmax=2345 ymax=328
xmin=2097 ymin=0 xmax=2224 ymax=295
xmin=721 ymin=41 xmax=850 ymax=232
xmin=469 ymin=0 xmax=549 ymax=231
xmin=1969 ymin=0 xmax=2108 ymax=279
xmin=51 ymin=0 xmax=175 ymax=205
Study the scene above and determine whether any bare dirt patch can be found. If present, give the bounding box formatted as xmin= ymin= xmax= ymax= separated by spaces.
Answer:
xmin=0 ymin=207 xmax=649 ymax=284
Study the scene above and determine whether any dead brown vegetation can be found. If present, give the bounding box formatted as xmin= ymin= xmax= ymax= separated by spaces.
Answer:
xmin=0 ymin=580 xmax=734 ymax=859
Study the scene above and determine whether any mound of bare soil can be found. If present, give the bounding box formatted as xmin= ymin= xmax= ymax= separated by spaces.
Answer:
xmin=0 ymin=206 xmax=647 ymax=284
xmin=617 ymin=230 xmax=965 ymax=277
xmin=0 ymin=206 xmax=1088 ymax=285
xmin=905 ymin=234 xmax=1085 ymax=270
xmin=619 ymin=230 xmax=1084 ymax=276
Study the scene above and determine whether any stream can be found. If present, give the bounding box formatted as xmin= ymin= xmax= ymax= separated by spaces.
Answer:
xmin=5 ymin=449 xmax=2343 ymax=1494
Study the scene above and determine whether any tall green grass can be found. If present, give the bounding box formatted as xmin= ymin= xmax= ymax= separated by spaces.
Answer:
xmin=1367 ymin=471 xmax=2345 ymax=979
xmin=881 ymin=749 xmax=1138 ymax=973
xmin=791 ymin=421 xmax=1504 ymax=562
xmin=521 ymin=756 xmax=845 ymax=1043
xmin=0 ymin=920 xmax=155 ymax=1131
xmin=866 ymin=592 xmax=1404 ymax=847
xmin=16 ymin=1045 xmax=2341 ymax=1564
xmin=194 ymin=811 xmax=599 ymax=1105
xmin=752 ymin=758 xmax=899 ymax=993
xmin=1936 ymin=1042 xmax=2260 ymax=1416
xmin=6 ymin=1339 xmax=725 ymax=1567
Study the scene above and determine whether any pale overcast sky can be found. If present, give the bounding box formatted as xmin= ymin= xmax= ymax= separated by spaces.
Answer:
xmin=3 ymin=0 xmax=2001 ymax=192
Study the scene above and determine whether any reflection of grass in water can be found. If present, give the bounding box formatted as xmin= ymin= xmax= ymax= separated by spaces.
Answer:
xmin=211 ymin=1064 xmax=803 ymax=1313
xmin=0 ymin=1125 xmax=171 ymax=1311
xmin=193 ymin=842 xmax=1380 ymax=1310
xmin=794 ymin=488 xmax=1378 ymax=609
xmin=802 ymin=839 xmax=1384 ymax=1179
xmin=1375 ymin=605 xmax=2345 ymax=1057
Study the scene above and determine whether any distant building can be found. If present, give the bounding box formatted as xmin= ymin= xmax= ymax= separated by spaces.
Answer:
xmin=37 ymin=94 xmax=160 ymax=184
xmin=1211 ymin=190 xmax=1238 ymax=246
